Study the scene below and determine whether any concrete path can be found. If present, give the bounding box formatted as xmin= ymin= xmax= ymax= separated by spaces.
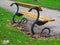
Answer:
xmin=0 ymin=0 xmax=60 ymax=36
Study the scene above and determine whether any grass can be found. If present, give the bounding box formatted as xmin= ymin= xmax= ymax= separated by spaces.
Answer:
xmin=14 ymin=0 xmax=60 ymax=10
xmin=0 ymin=8 xmax=60 ymax=45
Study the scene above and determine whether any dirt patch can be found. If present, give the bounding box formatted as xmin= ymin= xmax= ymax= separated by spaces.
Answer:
xmin=7 ymin=20 xmax=53 ymax=39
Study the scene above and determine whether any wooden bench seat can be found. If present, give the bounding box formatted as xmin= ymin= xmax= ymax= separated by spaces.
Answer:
xmin=16 ymin=2 xmax=42 ymax=11
xmin=19 ymin=11 xmax=55 ymax=22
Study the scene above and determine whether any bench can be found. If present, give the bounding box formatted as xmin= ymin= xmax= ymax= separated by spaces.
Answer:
xmin=10 ymin=2 xmax=55 ymax=22
xmin=10 ymin=2 xmax=55 ymax=35
xmin=20 ymin=11 xmax=55 ymax=22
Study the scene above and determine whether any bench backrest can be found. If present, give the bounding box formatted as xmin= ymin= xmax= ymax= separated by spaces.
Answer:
xmin=16 ymin=2 xmax=42 ymax=11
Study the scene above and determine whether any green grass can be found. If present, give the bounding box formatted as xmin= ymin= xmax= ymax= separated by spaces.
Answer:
xmin=14 ymin=0 xmax=60 ymax=10
xmin=0 ymin=8 xmax=60 ymax=45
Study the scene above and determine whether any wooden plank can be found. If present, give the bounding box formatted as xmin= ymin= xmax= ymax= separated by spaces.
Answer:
xmin=19 ymin=11 xmax=55 ymax=22
xmin=39 ymin=16 xmax=55 ymax=22
xmin=16 ymin=2 xmax=42 ymax=11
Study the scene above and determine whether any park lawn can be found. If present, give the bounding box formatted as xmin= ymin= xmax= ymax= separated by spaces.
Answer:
xmin=14 ymin=0 xmax=60 ymax=10
xmin=0 ymin=8 xmax=60 ymax=45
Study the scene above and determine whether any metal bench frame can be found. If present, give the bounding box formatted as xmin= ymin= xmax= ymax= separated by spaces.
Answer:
xmin=10 ymin=3 xmax=52 ymax=36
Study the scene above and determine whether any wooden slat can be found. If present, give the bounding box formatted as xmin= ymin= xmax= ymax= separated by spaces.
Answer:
xmin=39 ymin=16 xmax=55 ymax=22
xmin=19 ymin=11 xmax=55 ymax=22
xmin=16 ymin=2 xmax=42 ymax=11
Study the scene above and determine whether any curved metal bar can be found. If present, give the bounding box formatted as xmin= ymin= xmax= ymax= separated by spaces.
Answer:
xmin=10 ymin=3 xmax=19 ymax=23
xmin=28 ymin=7 xmax=40 ymax=34
xmin=41 ymin=27 xmax=51 ymax=35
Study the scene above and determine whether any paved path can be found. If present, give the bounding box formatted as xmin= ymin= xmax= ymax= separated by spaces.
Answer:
xmin=0 ymin=0 xmax=60 ymax=36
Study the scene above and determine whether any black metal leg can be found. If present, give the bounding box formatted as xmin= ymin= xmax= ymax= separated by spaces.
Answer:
xmin=31 ymin=22 xmax=36 ymax=34
xmin=19 ymin=18 xmax=28 ymax=24
xmin=12 ymin=14 xmax=17 ymax=23
xmin=10 ymin=3 xmax=19 ymax=23
xmin=28 ymin=7 xmax=40 ymax=35
xmin=41 ymin=27 xmax=51 ymax=35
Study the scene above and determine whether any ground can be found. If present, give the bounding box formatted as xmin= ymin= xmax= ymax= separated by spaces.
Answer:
xmin=0 ymin=0 xmax=60 ymax=36
xmin=0 ymin=0 xmax=60 ymax=45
